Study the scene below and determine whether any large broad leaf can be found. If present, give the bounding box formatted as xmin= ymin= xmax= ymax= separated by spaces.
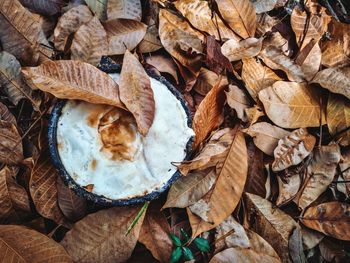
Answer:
xmin=104 ymin=19 xmax=147 ymax=55
xmin=0 ymin=102 xmax=16 ymax=124
xmin=22 ymin=60 xmax=125 ymax=108
xmin=216 ymin=0 xmax=256 ymax=39
xmin=258 ymin=81 xmax=325 ymax=129
xmin=0 ymin=120 xmax=23 ymax=165
xmin=0 ymin=0 xmax=52 ymax=65
xmin=53 ymin=5 xmax=93 ymax=51
xmin=61 ymin=206 xmax=145 ymax=263
xmin=19 ymin=0 xmax=65 ymax=16
xmin=85 ymin=0 xmax=107 ymax=21
xmin=107 ymin=0 xmax=142 ymax=21
xmin=174 ymin=0 xmax=239 ymax=41
xmin=221 ymin=38 xmax=263 ymax=62
xmin=0 ymin=225 xmax=72 ymax=263
xmin=119 ymin=50 xmax=155 ymax=136
xmin=301 ymin=202 xmax=350 ymax=241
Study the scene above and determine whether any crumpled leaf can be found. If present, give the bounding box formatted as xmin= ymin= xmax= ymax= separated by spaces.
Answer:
xmin=216 ymin=0 xmax=256 ymax=39
xmin=244 ymin=122 xmax=290 ymax=156
xmin=258 ymin=81 xmax=325 ymax=129
xmin=225 ymin=85 xmax=250 ymax=122
xmin=61 ymin=206 xmax=145 ymax=263
xmin=221 ymin=38 xmax=263 ymax=62
xmin=104 ymin=19 xmax=147 ymax=55
xmin=0 ymin=120 xmax=23 ymax=165
xmin=22 ymin=60 xmax=124 ymax=108
xmin=251 ymin=0 xmax=277 ymax=14
xmin=19 ymin=0 xmax=65 ymax=16
xmin=301 ymin=202 xmax=350 ymax=241
xmin=119 ymin=50 xmax=155 ymax=136
xmin=272 ymin=128 xmax=316 ymax=172
xmin=85 ymin=0 xmax=107 ymax=21
xmin=107 ymin=0 xmax=142 ymax=21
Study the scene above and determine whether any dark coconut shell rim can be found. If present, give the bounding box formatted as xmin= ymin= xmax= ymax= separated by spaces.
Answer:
xmin=48 ymin=57 xmax=194 ymax=206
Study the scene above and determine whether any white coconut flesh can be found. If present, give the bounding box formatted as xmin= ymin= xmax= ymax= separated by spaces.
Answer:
xmin=57 ymin=73 xmax=194 ymax=200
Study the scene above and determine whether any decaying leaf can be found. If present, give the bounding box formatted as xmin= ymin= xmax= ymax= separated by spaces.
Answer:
xmin=276 ymin=170 xmax=302 ymax=206
xmin=85 ymin=0 xmax=107 ymax=21
xmin=71 ymin=16 xmax=108 ymax=66
xmin=244 ymin=122 xmax=290 ymax=156
xmin=0 ymin=225 xmax=72 ymax=262
xmin=258 ymin=81 xmax=325 ymax=129
xmin=251 ymin=0 xmax=277 ymax=13
xmin=0 ymin=102 xmax=15 ymax=124
xmin=288 ymin=228 xmax=307 ymax=263
xmin=22 ymin=60 xmax=125 ymax=108
xmin=206 ymin=35 xmax=233 ymax=75
xmin=272 ymin=128 xmax=316 ymax=172
xmin=104 ymin=19 xmax=147 ymax=55
xmin=221 ymin=38 xmax=263 ymax=62
xmin=0 ymin=120 xmax=23 ymax=165
xmin=298 ymin=144 xmax=341 ymax=209
xmin=225 ymin=85 xmax=250 ymax=122
xmin=61 ymin=206 xmax=145 ymax=263
xmin=216 ymin=0 xmax=256 ymax=39
xmin=19 ymin=0 xmax=65 ymax=16
xmin=301 ymin=202 xmax=350 ymax=241
xmin=107 ymin=0 xmax=142 ymax=21
xmin=119 ymin=50 xmax=155 ymax=136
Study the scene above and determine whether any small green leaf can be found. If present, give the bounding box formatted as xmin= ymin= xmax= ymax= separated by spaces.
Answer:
xmin=169 ymin=247 xmax=182 ymax=263
xmin=182 ymin=247 xmax=194 ymax=261
xmin=169 ymin=233 xmax=182 ymax=247
xmin=194 ymin=237 xmax=210 ymax=252
xmin=180 ymin=228 xmax=190 ymax=243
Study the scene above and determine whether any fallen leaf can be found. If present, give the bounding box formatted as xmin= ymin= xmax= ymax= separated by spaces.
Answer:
xmin=245 ymin=193 xmax=298 ymax=262
xmin=206 ymin=35 xmax=233 ymax=75
xmin=246 ymin=229 xmax=281 ymax=261
xmin=0 ymin=0 xmax=52 ymax=65
xmin=298 ymin=41 xmax=321 ymax=81
xmin=256 ymin=13 xmax=279 ymax=37
xmin=251 ymin=0 xmax=278 ymax=13
xmin=0 ymin=120 xmax=23 ymax=165
xmin=0 ymin=225 xmax=72 ymax=262
xmin=22 ymin=60 xmax=125 ymax=108
xmin=242 ymin=57 xmax=281 ymax=101
xmin=19 ymin=0 xmax=65 ymax=16
xmin=85 ymin=0 xmax=107 ymax=21
xmin=244 ymin=122 xmax=290 ymax=156
xmin=0 ymin=102 xmax=15 ymax=124
xmin=301 ymin=202 xmax=350 ymax=241
xmin=339 ymin=148 xmax=350 ymax=195
xmin=71 ymin=16 xmax=108 ymax=66
xmin=225 ymin=85 xmax=250 ymax=122
xmin=145 ymin=55 xmax=178 ymax=83
xmin=221 ymin=38 xmax=263 ymax=62
xmin=216 ymin=0 xmax=256 ymax=39
xmin=119 ymin=50 xmax=155 ymax=136
xmin=258 ymin=81 xmax=325 ymax=129
xmin=244 ymin=105 xmax=264 ymax=126
xmin=298 ymin=144 xmax=341 ymax=209
xmin=193 ymin=68 xmax=220 ymax=95
xmin=272 ymin=128 xmax=316 ymax=172
xmin=288 ymin=228 xmax=307 ymax=263
xmin=53 ymin=5 xmax=93 ymax=51
xmin=301 ymin=227 xmax=324 ymax=250
xmin=61 ymin=206 xmax=145 ymax=263
xmin=319 ymin=237 xmax=347 ymax=263
xmin=138 ymin=24 xmax=162 ymax=53
xmin=104 ymin=19 xmax=147 ymax=55
xmin=276 ymin=169 xmax=302 ymax=206
xmin=107 ymin=0 xmax=142 ymax=21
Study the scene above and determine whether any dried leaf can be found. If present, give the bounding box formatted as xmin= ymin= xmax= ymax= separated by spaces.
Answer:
xmin=19 ymin=0 xmax=65 ymax=16
xmin=0 ymin=0 xmax=52 ymax=65
xmin=258 ymin=81 xmax=324 ymax=129
xmin=298 ymin=144 xmax=341 ymax=209
xmin=340 ymin=149 xmax=350 ymax=196
xmin=194 ymin=68 xmax=220 ymax=95
xmin=174 ymin=0 xmax=239 ymax=41
xmin=0 ymin=102 xmax=15 ymax=124
xmin=119 ymin=50 xmax=155 ymax=136
xmin=301 ymin=202 xmax=350 ymax=241
xmin=246 ymin=229 xmax=281 ymax=260
xmin=301 ymin=227 xmax=324 ymax=250
xmin=298 ymin=42 xmax=321 ymax=81
xmin=85 ymin=0 xmax=107 ymax=21
xmin=288 ymin=228 xmax=307 ymax=263
xmin=0 ymin=225 xmax=72 ymax=262
xmin=245 ymin=193 xmax=298 ymax=262
xmin=104 ymin=19 xmax=147 ymax=55
xmin=107 ymin=0 xmax=142 ymax=21
xmin=226 ymin=85 xmax=250 ymax=122
xmin=71 ymin=16 xmax=108 ymax=66
xmin=221 ymin=38 xmax=263 ymax=62
xmin=0 ymin=120 xmax=23 ymax=165
xmin=216 ymin=0 xmax=256 ymax=39
xmin=22 ymin=60 xmax=124 ymax=108
xmin=244 ymin=122 xmax=290 ymax=156
xmin=319 ymin=237 xmax=347 ymax=263
xmin=272 ymin=128 xmax=316 ymax=172
xmin=206 ymin=35 xmax=233 ymax=75
xmin=145 ymin=55 xmax=178 ymax=83
xmin=251 ymin=0 xmax=278 ymax=13
xmin=57 ymin=177 xmax=87 ymax=222
xmin=242 ymin=57 xmax=281 ymax=101
xmin=256 ymin=13 xmax=279 ymax=37
xmin=276 ymin=170 xmax=301 ymax=206
xmin=53 ymin=5 xmax=93 ymax=51
xmin=138 ymin=24 xmax=162 ymax=53
xmin=61 ymin=206 xmax=145 ymax=263
xmin=245 ymin=105 xmax=264 ymax=126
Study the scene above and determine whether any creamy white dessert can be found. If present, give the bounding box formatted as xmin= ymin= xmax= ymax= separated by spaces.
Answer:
xmin=57 ymin=74 xmax=194 ymax=200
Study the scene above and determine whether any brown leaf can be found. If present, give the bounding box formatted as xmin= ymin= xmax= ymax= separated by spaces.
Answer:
xmin=216 ymin=0 xmax=256 ymax=39
xmin=245 ymin=105 xmax=264 ymax=126
xmin=245 ymin=193 xmax=298 ymax=262
xmin=301 ymin=227 xmax=324 ymax=250
xmin=301 ymin=202 xmax=350 ymax=241
xmin=298 ymin=144 xmax=341 ymax=209
xmin=276 ymin=170 xmax=302 ymax=206
xmin=340 ymin=149 xmax=350 ymax=196
xmin=272 ymin=128 xmax=316 ymax=172
xmin=19 ymin=0 xmax=65 ymax=16
xmin=22 ymin=60 xmax=125 ymax=108
xmin=206 ymin=36 xmax=233 ymax=75
xmin=174 ymin=0 xmax=239 ymax=41
xmin=251 ymin=0 xmax=278 ymax=13
xmin=244 ymin=122 xmax=290 ymax=156
xmin=0 ymin=102 xmax=16 ymax=124
xmin=104 ymin=19 xmax=147 ymax=55
xmin=85 ymin=0 xmax=107 ymax=21
xmin=71 ymin=16 xmax=108 ymax=66
xmin=297 ymin=42 xmax=321 ymax=81
xmin=0 ymin=0 xmax=53 ymax=66
xmin=61 ymin=206 xmax=145 ymax=263
xmin=53 ymin=5 xmax=93 ymax=51
xmin=242 ymin=57 xmax=281 ymax=101
xmin=0 ymin=225 xmax=72 ymax=262
xmin=225 ymin=85 xmax=250 ymax=122
xmin=319 ymin=238 xmax=347 ymax=263
xmin=288 ymin=228 xmax=307 ymax=263
xmin=246 ymin=229 xmax=281 ymax=261
xmin=222 ymin=38 xmax=263 ymax=62
xmin=256 ymin=13 xmax=279 ymax=37
xmin=0 ymin=120 xmax=23 ymax=165
xmin=119 ymin=50 xmax=155 ymax=136
xmin=138 ymin=24 xmax=162 ymax=53
xmin=194 ymin=68 xmax=220 ymax=95
xmin=107 ymin=0 xmax=142 ymax=21
xmin=258 ymin=81 xmax=325 ymax=129
xmin=139 ymin=207 xmax=172 ymax=263
xmin=145 ymin=55 xmax=178 ymax=84
xmin=57 ymin=177 xmax=87 ymax=222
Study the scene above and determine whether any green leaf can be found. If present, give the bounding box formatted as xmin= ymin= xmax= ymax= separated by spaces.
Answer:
xmin=194 ymin=237 xmax=210 ymax=252
xmin=182 ymin=247 xmax=194 ymax=261
xmin=180 ymin=228 xmax=190 ymax=244
xmin=169 ymin=247 xmax=182 ymax=263
xmin=169 ymin=233 xmax=182 ymax=247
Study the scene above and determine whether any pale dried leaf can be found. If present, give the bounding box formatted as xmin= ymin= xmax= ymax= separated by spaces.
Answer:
xmin=221 ymin=38 xmax=263 ymax=62
xmin=225 ymin=85 xmax=250 ymax=122
xmin=85 ymin=0 xmax=107 ymax=20
xmin=301 ymin=227 xmax=324 ymax=250
xmin=245 ymin=106 xmax=264 ymax=126
xmin=19 ymin=0 xmax=65 ymax=16
xmin=145 ymin=55 xmax=178 ymax=83
xmin=246 ymin=229 xmax=281 ymax=260
xmin=288 ymin=228 xmax=307 ymax=263
xmin=107 ymin=0 xmax=141 ymax=21
xmin=138 ymin=24 xmax=162 ymax=53
xmin=298 ymin=42 xmax=321 ymax=81
xmin=0 ymin=120 xmax=23 ymax=165
xmin=276 ymin=171 xmax=301 ymax=206
xmin=194 ymin=68 xmax=220 ymax=96
xmin=251 ymin=0 xmax=277 ymax=13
